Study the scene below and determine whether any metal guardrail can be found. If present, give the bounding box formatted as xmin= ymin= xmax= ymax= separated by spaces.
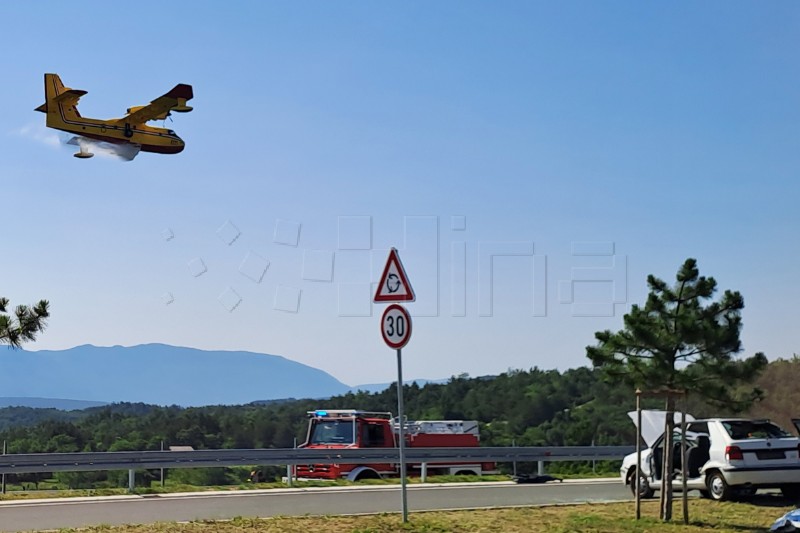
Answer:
xmin=0 ymin=446 xmax=634 ymax=475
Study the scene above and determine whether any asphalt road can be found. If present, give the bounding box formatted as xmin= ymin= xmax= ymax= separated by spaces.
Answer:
xmin=0 ymin=479 xmax=630 ymax=532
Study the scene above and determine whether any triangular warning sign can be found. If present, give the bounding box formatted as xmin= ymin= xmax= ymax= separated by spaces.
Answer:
xmin=374 ymin=248 xmax=416 ymax=303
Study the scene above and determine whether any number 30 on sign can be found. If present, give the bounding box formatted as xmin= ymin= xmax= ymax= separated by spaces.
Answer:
xmin=381 ymin=304 xmax=412 ymax=349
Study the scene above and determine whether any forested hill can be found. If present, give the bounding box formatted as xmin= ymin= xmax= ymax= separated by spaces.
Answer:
xmin=0 ymin=357 xmax=797 ymax=454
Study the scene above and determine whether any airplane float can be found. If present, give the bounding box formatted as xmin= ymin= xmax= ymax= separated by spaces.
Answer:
xmin=35 ymin=73 xmax=193 ymax=160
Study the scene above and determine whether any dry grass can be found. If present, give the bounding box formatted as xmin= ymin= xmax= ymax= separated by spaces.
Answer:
xmin=37 ymin=498 xmax=794 ymax=532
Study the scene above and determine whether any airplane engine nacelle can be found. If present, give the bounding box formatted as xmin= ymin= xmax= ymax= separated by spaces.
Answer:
xmin=172 ymin=97 xmax=193 ymax=113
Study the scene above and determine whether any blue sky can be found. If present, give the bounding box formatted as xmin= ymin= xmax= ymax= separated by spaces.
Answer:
xmin=1 ymin=2 xmax=798 ymax=386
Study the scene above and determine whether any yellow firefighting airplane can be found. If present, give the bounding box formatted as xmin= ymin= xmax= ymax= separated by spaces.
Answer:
xmin=35 ymin=73 xmax=193 ymax=160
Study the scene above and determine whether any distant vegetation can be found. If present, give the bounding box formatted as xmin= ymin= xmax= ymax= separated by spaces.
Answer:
xmin=0 ymin=356 xmax=796 ymax=489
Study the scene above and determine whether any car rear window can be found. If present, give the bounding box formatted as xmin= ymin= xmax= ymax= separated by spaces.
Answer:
xmin=721 ymin=420 xmax=791 ymax=440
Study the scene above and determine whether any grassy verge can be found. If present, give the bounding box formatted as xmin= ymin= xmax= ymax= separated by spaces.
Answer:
xmin=26 ymin=498 xmax=795 ymax=532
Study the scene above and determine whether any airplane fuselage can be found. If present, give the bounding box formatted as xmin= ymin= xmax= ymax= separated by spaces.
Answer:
xmin=46 ymin=113 xmax=185 ymax=154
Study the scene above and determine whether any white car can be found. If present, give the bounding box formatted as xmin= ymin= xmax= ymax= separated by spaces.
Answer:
xmin=621 ymin=411 xmax=800 ymax=501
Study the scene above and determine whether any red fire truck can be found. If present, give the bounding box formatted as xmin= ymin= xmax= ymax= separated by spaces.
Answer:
xmin=294 ymin=410 xmax=497 ymax=481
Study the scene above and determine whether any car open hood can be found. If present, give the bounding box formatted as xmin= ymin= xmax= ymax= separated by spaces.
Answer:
xmin=627 ymin=410 xmax=695 ymax=448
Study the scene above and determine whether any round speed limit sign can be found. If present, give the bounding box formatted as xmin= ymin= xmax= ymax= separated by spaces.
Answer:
xmin=381 ymin=304 xmax=412 ymax=349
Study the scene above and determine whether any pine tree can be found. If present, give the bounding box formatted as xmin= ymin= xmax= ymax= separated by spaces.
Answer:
xmin=586 ymin=258 xmax=767 ymax=521
xmin=0 ymin=297 xmax=50 ymax=347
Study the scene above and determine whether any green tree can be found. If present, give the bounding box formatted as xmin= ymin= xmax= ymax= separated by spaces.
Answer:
xmin=586 ymin=258 xmax=767 ymax=521
xmin=0 ymin=297 xmax=50 ymax=347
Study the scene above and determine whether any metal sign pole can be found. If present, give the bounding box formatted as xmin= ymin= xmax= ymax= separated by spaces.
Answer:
xmin=396 ymin=347 xmax=408 ymax=523
xmin=374 ymin=248 xmax=414 ymax=524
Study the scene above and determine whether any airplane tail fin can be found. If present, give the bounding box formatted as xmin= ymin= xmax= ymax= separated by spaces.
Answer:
xmin=36 ymin=73 xmax=83 ymax=118
xmin=45 ymin=73 xmax=67 ymax=102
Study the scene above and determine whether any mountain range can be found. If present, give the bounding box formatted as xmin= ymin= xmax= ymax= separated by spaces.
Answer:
xmin=0 ymin=344 xmax=387 ymax=407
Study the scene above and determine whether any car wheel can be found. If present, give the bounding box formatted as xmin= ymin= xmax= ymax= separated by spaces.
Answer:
xmin=629 ymin=470 xmax=654 ymax=499
xmin=781 ymin=485 xmax=800 ymax=502
xmin=707 ymin=471 xmax=732 ymax=501
xmin=699 ymin=489 xmax=711 ymax=499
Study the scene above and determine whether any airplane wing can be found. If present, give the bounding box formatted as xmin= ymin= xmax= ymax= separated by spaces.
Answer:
xmin=116 ymin=84 xmax=193 ymax=126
